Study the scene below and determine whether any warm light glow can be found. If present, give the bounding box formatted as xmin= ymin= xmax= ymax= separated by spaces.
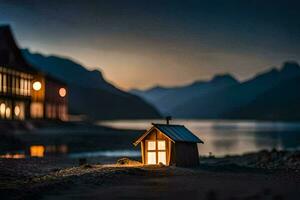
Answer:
xmin=147 ymin=141 xmax=156 ymax=150
xmin=147 ymin=152 xmax=156 ymax=164
xmin=13 ymin=103 xmax=25 ymax=120
xmin=14 ymin=106 xmax=20 ymax=116
xmin=146 ymin=140 xmax=167 ymax=165
xmin=158 ymin=141 xmax=166 ymax=150
xmin=32 ymin=81 xmax=42 ymax=91
xmin=5 ymin=107 xmax=11 ymax=118
xmin=0 ymin=153 xmax=25 ymax=159
xmin=30 ymin=145 xmax=45 ymax=157
xmin=59 ymin=87 xmax=67 ymax=97
xmin=158 ymin=152 xmax=166 ymax=165
xmin=0 ymin=103 xmax=5 ymax=115
xmin=30 ymin=102 xmax=44 ymax=118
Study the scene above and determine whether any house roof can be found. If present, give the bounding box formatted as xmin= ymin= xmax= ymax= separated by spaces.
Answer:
xmin=133 ymin=123 xmax=204 ymax=146
xmin=0 ymin=25 xmax=38 ymax=73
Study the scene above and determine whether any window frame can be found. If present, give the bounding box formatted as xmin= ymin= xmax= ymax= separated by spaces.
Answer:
xmin=146 ymin=140 xmax=167 ymax=165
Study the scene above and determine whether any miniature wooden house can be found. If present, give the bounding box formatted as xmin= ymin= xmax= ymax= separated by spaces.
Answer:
xmin=133 ymin=122 xmax=204 ymax=167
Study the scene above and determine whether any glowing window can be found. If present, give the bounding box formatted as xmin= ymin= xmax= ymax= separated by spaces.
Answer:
xmin=147 ymin=152 xmax=156 ymax=165
xmin=30 ymin=102 xmax=44 ymax=118
xmin=59 ymin=88 xmax=67 ymax=97
xmin=14 ymin=106 xmax=20 ymax=116
xmin=20 ymin=79 xmax=24 ymax=95
xmin=3 ymin=74 xmax=7 ymax=92
xmin=5 ymin=107 xmax=11 ymax=119
xmin=24 ymin=79 xmax=28 ymax=95
xmin=158 ymin=141 xmax=166 ymax=150
xmin=27 ymin=80 xmax=31 ymax=96
xmin=14 ymin=103 xmax=25 ymax=120
xmin=147 ymin=141 xmax=156 ymax=150
xmin=0 ymin=103 xmax=5 ymax=117
xmin=158 ymin=152 xmax=167 ymax=165
xmin=146 ymin=140 xmax=167 ymax=165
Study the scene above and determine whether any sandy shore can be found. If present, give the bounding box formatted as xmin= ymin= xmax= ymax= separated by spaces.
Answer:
xmin=1 ymin=122 xmax=300 ymax=199
xmin=1 ymin=151 xmax=300 ymax=200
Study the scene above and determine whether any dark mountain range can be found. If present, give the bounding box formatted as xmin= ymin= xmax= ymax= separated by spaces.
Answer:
xmin=131 ymin=74 xmax=239 ymax=114
xmin=22 ymin=49 xmax=161 ymax=120
xmin=132 ymin=62 xmax=300 ymax=120
xmin=224 ymin=75 xmax=300 ymax=120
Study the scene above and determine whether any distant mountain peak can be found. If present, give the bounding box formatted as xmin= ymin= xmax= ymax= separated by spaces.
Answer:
xmin=210 ymin=74 xmax=239 ymax=84
xmin=268 ymin=68 xmax=280 ymax=74
xmin=146 ymin=85 xmax=168 ymax=93
xmin=90 ymin=69 xmax=105 ymax=82
xmin=281 ymin=61 xmax=300 ymax=73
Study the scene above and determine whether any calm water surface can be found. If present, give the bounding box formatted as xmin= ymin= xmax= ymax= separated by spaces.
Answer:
xmin=99 ymin=119 xmax=300 ymax=157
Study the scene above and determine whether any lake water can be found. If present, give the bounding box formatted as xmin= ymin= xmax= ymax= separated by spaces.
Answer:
xmin=99 ymin=119 xmax=300 ymax=157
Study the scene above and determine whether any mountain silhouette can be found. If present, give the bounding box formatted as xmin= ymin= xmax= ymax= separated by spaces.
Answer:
xmin=132 ymin=62 xmax=300 ymax=120
xmin=131 ymin=74 xmax=239 ymax=114
xmin=22 ymin=49 xmax=161 ymax=120
xmin=224 ymin=70 xmax=300 ymax=120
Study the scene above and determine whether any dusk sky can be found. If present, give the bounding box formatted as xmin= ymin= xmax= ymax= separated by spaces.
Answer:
xmin=1 ymin=0 xmax=299 ymax=90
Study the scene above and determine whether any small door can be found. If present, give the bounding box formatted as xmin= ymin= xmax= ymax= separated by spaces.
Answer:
xmin=146 ymin=140 xmax=167 ymax=165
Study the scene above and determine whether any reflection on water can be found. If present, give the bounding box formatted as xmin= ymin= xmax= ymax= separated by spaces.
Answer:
xmin=99 ymin=119 xmax=300 ymax=157
xmin=45 ymin=144 xmax=68 ymax=154
xmin=0 ymin=146 xmax=138 ymax=159
xmin=1 ymin=120 xmax=299 ymax=159
xmin=30 ymin=145 xmax=45 ymax=157
xmin=0 ymin=152 xmax=25 ymax=159
xmin=29 ymin=144 xmax=68 ymax=157
xmin=0 ymin=144 xmax=68 ymax=159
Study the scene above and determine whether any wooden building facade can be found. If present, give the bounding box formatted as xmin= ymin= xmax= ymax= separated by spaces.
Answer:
xmin=134 ymin=123 xmax=204 ymax=167
xmin=0 ymin=25 xmax=68 ymax=121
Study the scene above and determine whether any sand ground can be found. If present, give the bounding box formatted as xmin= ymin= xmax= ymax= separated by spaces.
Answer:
xmin=41 ymin=166 xmax=300 ymax=200
xmin=1 ymin=158 xmax=299 ymax=200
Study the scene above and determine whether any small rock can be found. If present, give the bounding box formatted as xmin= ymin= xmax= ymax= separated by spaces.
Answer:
xmin=82 ymin=164 xmax=93 ymax=169
xmin=116 ymin=158 xmax=141 ymax=166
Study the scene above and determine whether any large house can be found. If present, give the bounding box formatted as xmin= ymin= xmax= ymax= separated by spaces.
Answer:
xmin=0 ymin=25 xmax=68 ymax=121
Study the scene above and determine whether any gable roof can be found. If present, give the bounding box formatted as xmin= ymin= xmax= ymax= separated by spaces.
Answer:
xmin=133 ymin=123 xmax=204 ymax=146
xmin=0 ymin=25 xmax=38 ymax=73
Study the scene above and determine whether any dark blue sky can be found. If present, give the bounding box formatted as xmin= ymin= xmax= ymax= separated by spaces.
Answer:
xmin=1 ymin=0 xmax=299 ymax=89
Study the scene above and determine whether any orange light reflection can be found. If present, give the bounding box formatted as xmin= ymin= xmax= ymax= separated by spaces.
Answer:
xmin=30 ymin=145 xmax=45 ymax=157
